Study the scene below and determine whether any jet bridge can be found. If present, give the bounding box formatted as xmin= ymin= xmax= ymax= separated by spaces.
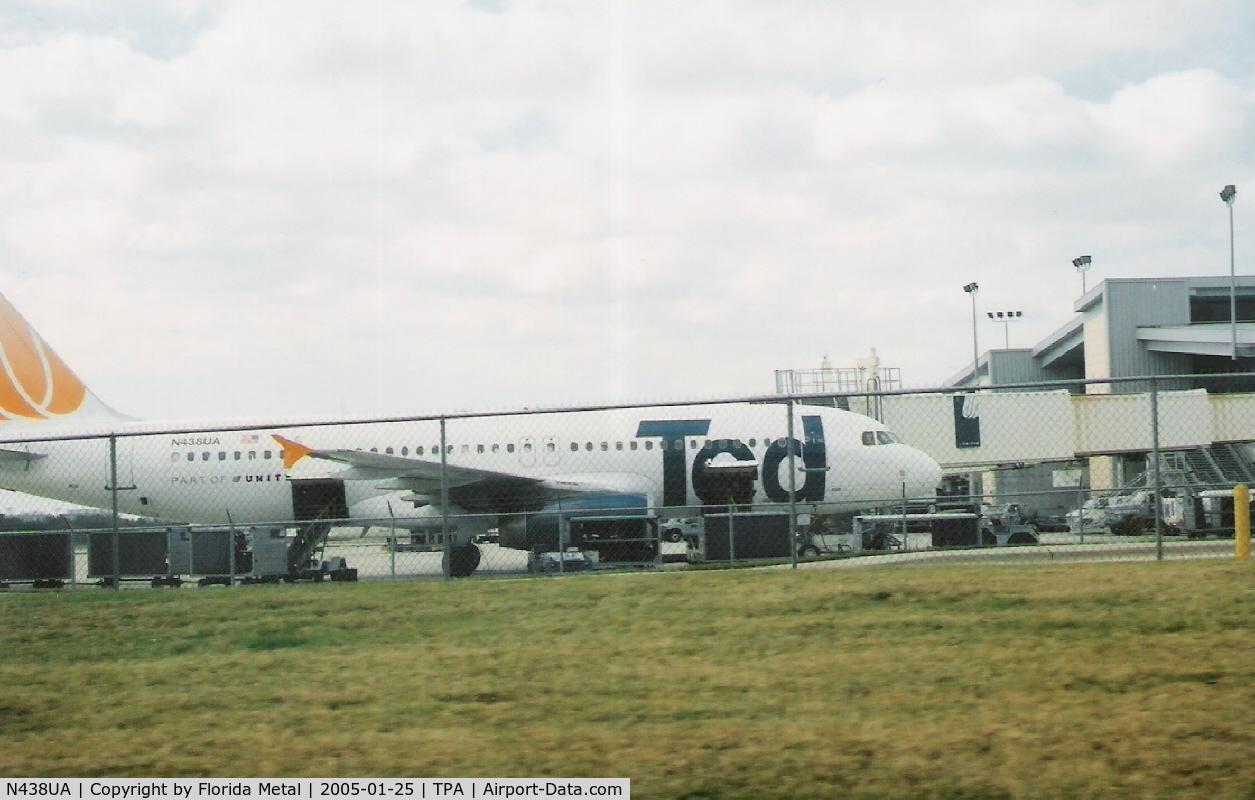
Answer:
xmin=881 ymin=389 xmax=1255 ymax=471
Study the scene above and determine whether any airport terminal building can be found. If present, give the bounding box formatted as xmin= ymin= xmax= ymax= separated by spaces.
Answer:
xmin=775 ymin=276 xmax=1255 ymax=517
xmin=943 ymin=275 xmax=1255 ymax=508
xmin=948 ymin=276 xmax=1255 ymax=393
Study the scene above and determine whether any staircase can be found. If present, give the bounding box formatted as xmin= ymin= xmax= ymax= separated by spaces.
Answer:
xmin=1210 ymin=444 xmax=1255 ymax=484
xmin=286 ymin=521 xmax=332 ymax=575
xmin=1183 ymin=449 xmax=1225 ymax=486
xmin=1155 ymin=444 xmax=1255 ymax=491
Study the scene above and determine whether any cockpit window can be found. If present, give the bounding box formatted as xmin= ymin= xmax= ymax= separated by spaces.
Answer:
xmin=864 ymin=430 xmax=902 ymax=445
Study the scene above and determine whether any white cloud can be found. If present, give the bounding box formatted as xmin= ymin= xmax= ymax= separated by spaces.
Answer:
xmin=1095 ymin=68 xmax=1253 ymax=165
xmin=0 ymin=0 xmax=1253 ymax=419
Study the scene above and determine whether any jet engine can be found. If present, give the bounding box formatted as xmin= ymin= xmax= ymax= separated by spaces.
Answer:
xmin=347 ymin=493 xmax=490 ymax=578
xmin=498 ymin=493 xmax=657 ymax=562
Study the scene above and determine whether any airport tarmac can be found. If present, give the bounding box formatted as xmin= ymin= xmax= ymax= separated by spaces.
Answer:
xmin=14 ymin=529 xmax=1238 ymax=589
xmin=320 ymin=530 xmax=1238 ymax=581
xmin=319 ymin=538 xmax=691 ymax=581
xmin=789 ymin=537 xmax=1235 ymax=570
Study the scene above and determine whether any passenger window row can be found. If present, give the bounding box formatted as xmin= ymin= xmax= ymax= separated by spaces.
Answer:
xmin=373 ymin=437 xmax=793 ymax=456
xmin=173 ymin=434 xmax=835 ymax=465
xmin=173 ymin=450 xmax=275 ymax=462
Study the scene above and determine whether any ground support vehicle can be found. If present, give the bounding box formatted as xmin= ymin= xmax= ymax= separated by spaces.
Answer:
xmin=684 ymin=512 xmax=799 ymax=563
xmin=526 ymin=510 xmax=662 ymax=572
xmin=660 ymin=517 xmax=702 ymax=545
xmin=1067 ymin=498 xmax=1112 ymax=535
xmin=836 ymin=511 xmax=1039 ymax=555
xmin=0 ymin=524 xmax=359 ymax=588
xmin=528 ymin=548 xmax=595 ymax=573
xmin=980 ymin=505 xmax=1046 ymax=544
xmin=1078 ymin=488 xmax=1251 ymax=538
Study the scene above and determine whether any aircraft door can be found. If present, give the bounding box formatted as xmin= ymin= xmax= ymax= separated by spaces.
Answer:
xmin=290 ymin=479 xmax=349 ymax=521
xmin=542 ymin=436 xmax=560 ymax=466
xmin=519 ymin=437 xmax=537 ymax=467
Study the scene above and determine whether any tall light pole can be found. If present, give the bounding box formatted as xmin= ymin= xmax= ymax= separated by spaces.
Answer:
xmin=1221 ymin=185 xmax=1237 ymax=360
xmin=1072 ymin=255 xmax=1092 ymax=294
xmin=963 ymin=282 xmax=979 ymax=381
xmin=987 ymin=310 xmax=1023 ymax=348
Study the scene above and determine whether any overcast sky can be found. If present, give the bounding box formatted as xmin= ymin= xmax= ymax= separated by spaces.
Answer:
xmin=1 ymin=0 xmax=1252 ymax=421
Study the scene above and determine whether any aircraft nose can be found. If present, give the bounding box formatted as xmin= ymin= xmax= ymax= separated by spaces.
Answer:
xmin=905 ymin=446 xmax=942 ymax=498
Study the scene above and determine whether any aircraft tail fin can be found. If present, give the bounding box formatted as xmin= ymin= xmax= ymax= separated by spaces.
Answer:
xmin=0 ymin=292 xmax=130 ymax=425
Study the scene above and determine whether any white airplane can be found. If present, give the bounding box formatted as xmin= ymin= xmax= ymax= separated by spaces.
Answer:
xmin=0 ymin=291 xmax=941 ymax=576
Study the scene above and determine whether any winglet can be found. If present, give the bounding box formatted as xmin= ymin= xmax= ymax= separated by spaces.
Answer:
xmin=272 ymin=434 xmax=314 ymax=469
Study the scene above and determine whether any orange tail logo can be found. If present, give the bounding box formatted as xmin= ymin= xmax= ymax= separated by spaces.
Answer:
xmin=271 ymin=435 xmax=315 ymax=469
xmin=0 ymin=294 xmax=87 ymax=420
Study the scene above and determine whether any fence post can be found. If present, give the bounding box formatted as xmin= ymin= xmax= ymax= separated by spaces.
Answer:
xmin=558 ymin=502 xmax=567 ymax=574
xmin=787 ymin=399 xmax=798 ymax=569
xmin=1235 ymin=485 xmax=1250 ymax=560
xmin=387 ymin=501 xmax=397 ymax=581
xmin=1150 ymin=378 xmax=1164 ymax=562
xmin=440 ymin=417 xmax=451 ymax=580
xmin=228 ymin=517 xmax=237 ymax=587
xmin=108 ymin=434 xmax=121 ymax=589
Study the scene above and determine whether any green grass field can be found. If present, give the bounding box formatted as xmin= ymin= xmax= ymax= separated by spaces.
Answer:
xmin=3 ymin=561 xmax=1254 ymax=798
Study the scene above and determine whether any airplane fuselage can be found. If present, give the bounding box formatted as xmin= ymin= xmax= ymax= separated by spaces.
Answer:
xmin=0 ymin=403 xmax=940 ymax=537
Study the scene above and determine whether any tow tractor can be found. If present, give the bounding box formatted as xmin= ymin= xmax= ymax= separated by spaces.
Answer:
xmin=793 ymin=507 xmax=1039 ymax=558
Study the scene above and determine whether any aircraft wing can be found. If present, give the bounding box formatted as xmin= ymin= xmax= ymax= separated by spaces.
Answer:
xmin=0 ymin=447 xmax=46 ymax=464
xmin=272 ymin=435 xmax=611 ymax=513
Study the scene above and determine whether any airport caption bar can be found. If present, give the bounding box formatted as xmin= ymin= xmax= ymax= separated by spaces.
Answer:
xmin=3 ymin=781 xmax=629 ymax=800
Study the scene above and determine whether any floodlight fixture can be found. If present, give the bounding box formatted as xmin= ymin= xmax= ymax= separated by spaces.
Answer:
xmin=1222 ymin=185 xmax=1238 ymax=358
xmin=962 ymin=283 xmax=979 ymax=379
xmin=987 ymin=310 xmax=1023 ymax=347
xmin=1073 ymin=255 xmax=1092 ymax=294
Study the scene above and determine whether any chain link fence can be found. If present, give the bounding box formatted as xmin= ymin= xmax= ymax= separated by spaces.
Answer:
xmin=1 ymin=374 xmax=1252 ymax=589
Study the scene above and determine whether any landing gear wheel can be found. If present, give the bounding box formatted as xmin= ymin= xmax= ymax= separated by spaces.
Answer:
xmin=445 ymin=543 xmax=482 ymax=578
